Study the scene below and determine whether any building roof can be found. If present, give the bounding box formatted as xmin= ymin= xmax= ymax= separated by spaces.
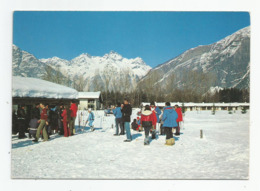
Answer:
xmin=141 ymin=102 xmax=250 ymax=107
xmin=78 ymin=91 xmax=101 ymax=99
xmin=12 ymin=76 xmax=78 ymax=99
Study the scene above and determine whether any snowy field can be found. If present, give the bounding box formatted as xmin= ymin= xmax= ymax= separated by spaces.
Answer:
xmin=11 ymin=109 xmax=249 ymax=179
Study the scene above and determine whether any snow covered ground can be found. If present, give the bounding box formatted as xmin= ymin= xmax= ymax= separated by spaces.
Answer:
xmin=11 ymin=109 xmax=249 ymax=179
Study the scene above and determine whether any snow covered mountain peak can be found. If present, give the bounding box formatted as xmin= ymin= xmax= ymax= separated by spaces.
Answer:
xmin=78 ymin=53 xmax=92 ymax=58
xmin=103 ymin=50 xmax=123 ymax=61
xmin=13 ymin=45 xmax=151 ymax=92
xmin=139 ymin=26 xmax=250 ymax=92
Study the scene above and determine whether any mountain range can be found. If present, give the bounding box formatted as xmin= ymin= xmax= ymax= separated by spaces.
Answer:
xmin=12 ymin=46 xmax=151 ymax=91
xmin=138 ymin=26 xmax=250 ymax=93
xmin=12 ymin=26 xmax=250 ymax=93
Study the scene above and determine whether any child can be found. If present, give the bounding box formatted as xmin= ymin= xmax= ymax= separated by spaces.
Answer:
xmin=86 ymin=108 xmax=95 ymax=131
xmin=131 ymin=119 xmax=138 ymax=131
xmin=137 ymin=117 xmax=141 ymax=131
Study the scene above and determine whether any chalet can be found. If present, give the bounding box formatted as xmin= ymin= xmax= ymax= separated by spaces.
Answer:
xmin=12 ymin=76 xmax=79 ymax=114
xmin=78 ymin=91 xmax=103 ymax=110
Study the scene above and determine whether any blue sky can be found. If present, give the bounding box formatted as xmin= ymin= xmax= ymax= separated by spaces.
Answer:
xmin=13 ymin=11 xmax=250 ymax=68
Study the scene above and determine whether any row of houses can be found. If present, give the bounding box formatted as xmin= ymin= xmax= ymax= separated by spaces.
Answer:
xmin=141 ymin=102 xmax=250 ymax=111
xmin=12 ymin=76 xmax=249 ymax=112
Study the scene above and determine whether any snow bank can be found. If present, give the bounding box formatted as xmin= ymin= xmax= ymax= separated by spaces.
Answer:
xmin=12 ymin=76 xmax=78 ymax=99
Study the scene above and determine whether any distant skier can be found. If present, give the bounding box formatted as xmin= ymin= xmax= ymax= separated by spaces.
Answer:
xmin=162 ymin=102 xmax=178 ymax=146
xmin=112 ymin=102 xmax=123 ymax=136
xmin=174 ymin=104 xmax=183 ymax=136
xmin=121 ymin=98 xmax=132 ymax=142
xmin=141 ymin=105 xmax=157 ymax=145
xmin=86 ymin=108 xmax=95 ymax=131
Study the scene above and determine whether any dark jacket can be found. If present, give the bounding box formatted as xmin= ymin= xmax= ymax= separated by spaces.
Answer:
xmin=17 ymin=108 xmax=26 ymax=120
xmin=121 ymin=104 xmax=132 ymax=122
xmin=57 ymin=108 xmax=64 ymax=120
xmin=31 ymin=107 xmax=40 ymax=119
xmin=49 ymin=109 xmax=58 ymax=126
xmin=131 ymin=121 xmax=138 ymax=130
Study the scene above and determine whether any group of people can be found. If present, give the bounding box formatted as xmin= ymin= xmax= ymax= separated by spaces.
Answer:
xmin=111 ymin=98 xmax=133 ymax=142
xmin=13 ymin=99 xmax=183 ymax=146
xmin=13 ymin=101 xmax=79 ymax=142
xmin=112 ymin=100 xmax=183 ymax=146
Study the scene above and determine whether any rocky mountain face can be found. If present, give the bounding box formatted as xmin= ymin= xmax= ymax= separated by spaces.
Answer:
xmin=12 ymin=26 xmax=250 ymax=94
xmin=12 ymin=45 xmax=46 ymax=78
xmin=12 ymin=45 xmax=151 ymax=92
xmin=138 ymin=26 xmax=250 ymax=93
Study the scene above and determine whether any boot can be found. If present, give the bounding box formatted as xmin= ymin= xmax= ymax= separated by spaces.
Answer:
xmin=170 ymin=138 xmax=175 ymax=145
xmin=151 ymin=130 xmax=156 ymax=139
xmin=144 ymin=137 xmax=150 ymax=145
xmin=165 ymin=139 xmax=173 ymax=146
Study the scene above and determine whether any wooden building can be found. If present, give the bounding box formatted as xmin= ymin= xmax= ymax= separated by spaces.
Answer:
xmin=12 ymin=76 xmax=79 ymax=114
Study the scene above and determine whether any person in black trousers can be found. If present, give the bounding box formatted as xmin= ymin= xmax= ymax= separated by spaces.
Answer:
xmin=17 ymin=105 xmax=27 ymax=139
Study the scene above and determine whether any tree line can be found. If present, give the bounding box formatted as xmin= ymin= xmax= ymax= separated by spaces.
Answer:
xmin=101 ymin=88 xmax=249 ymax=108
xmin=42 ymin=65 xmax=249 ymax=108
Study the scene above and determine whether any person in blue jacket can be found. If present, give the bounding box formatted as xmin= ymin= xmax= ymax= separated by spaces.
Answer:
xmin=113 ymin=102 xmax=123 ymax=135
xmin=162 ymin=102 xmax=178 ymax=146
xmin=86 ymin=108 xmax=95 ymax=131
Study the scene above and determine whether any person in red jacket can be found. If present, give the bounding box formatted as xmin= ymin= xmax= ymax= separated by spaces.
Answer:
xmin=62 ymin=105 xmax=71 ymax=137
xmin=33 ymin=103 xmax=49 ymax=142
xmin=70 ymin=100 xmax=78 ymax=135
xmin=141 ymin=105 xmax=157 ymax=145
xmin=174 ymin=105 xmax=183 ymax=136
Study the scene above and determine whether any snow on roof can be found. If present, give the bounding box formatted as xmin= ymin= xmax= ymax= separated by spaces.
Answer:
xmin=12 ymin=76 xmax=78 ymax=99
xmin=78 ymin=91 xmax=101 ymax=99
